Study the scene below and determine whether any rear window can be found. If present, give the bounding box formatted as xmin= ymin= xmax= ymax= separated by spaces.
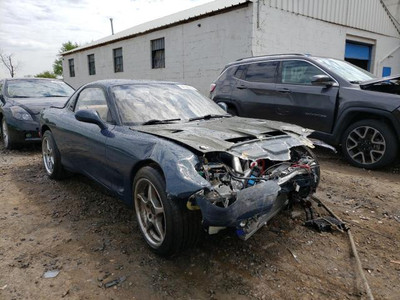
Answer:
xmin=244 ymin=61 xmax=279 ymax=83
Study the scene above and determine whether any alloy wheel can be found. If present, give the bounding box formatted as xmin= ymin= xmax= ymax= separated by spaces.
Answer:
xmin=134 ymin=178 xmax=166 ymax=247
xmin=42 ymin=137 xmax=55 ymax=174
xmin=2 ymin=120 xmax=9 ymax=147
xmin=345 ymin=126 xmax=386 ymax=165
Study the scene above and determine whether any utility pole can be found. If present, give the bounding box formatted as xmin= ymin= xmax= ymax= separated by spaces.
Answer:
xmin=110 ymin=18 xmax=114 ymax=35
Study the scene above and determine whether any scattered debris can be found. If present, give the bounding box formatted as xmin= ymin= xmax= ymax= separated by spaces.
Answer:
xmin=43 ymin=270 xmax=60 ymax=279
xmin=61 ymin=289 xmax=70 ymax=298
xmin=103 ymin=276 xmax=126 ymax=288
xmin=390 ymin=260 xmax=400 ymax=265
xmin=0 ymin=284 xmax=7 ymax=290
xmin=287 ymin=248 xmax=300 ymax=263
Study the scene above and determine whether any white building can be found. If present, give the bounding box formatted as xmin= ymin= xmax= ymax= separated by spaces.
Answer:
xmin=62 ymin=0 xmax=400 ymax=95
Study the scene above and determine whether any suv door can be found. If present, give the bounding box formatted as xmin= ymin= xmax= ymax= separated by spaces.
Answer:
xmin=275 ymin=60 xmax=338 ymax=132
xmin=230 ymin=61 xmax=281 ymax=120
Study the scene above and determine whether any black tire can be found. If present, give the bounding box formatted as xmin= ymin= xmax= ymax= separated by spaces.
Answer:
xmin=42 ymin=130 xmax=66 ymax=179
xmin=1 ymin=118 xmax=17 ymax=149
xmin=133 ymin=166 xmax=202 ymax=256
xmin=227 ymin=106 xmax=237 ymax=116
xmin=341 ymin=119 xmax=398 ymax=169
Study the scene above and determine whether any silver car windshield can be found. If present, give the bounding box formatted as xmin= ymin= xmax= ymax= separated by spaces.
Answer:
xmin=313 ymin=57 xmax=377 ymax=83
xmin=6 ymin=79 xmax=74 ymax=98
xmin=112 ymin=83 xmax=227 ymax=125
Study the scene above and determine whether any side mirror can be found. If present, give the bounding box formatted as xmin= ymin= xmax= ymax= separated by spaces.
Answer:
xmin=0 ymin=94 xmax=5 ymax=104
xmin=217 ymin=102 xmax=228 ymax=112
xmin=75 ymin=109 xmax=107 ymax=130
xmin=311 ymin=75 xmax=335 ymax=87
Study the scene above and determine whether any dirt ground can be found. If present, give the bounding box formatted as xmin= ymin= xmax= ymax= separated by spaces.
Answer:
xmin=0 ymin=144 xmax=399 ymax=300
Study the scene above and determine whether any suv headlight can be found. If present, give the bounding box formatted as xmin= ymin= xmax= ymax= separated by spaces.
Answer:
xmin=10 ymin=106 xmax=33 ymax=121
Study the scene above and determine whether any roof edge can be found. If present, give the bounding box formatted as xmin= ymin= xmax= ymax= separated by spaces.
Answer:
xmin=62 ymin=0 xmax=251 ymax=56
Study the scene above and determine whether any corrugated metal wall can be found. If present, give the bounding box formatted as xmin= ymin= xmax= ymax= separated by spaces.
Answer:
xmin=268 ymin=0 xmax=399 ymax=36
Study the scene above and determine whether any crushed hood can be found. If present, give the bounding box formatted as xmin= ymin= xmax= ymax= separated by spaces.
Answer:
xmin=133 ymin=117 xmax=314 ymax=161
xmin=360 ymin=74 xmax=400 ymax=88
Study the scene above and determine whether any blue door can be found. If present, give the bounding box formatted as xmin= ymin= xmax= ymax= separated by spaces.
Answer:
xmin=345 ymin=41 xmax=372 ymax=71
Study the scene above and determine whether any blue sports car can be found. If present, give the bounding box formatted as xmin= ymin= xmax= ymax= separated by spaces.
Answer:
xmin=40 ymin=80 xmax=320 ymax=256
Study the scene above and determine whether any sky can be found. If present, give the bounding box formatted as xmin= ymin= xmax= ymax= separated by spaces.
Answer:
xmin=0 ymin=0 xmax=213 ymax=78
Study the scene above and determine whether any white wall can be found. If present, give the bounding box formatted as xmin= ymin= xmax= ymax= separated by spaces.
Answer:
xmin=63 ymin=6 xmax=253 ymax=95
xmin=252 ymin=5 xmax=400 ymax=76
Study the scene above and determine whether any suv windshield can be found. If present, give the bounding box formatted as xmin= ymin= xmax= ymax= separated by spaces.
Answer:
xmin=112 ymin=83 xmax=227 ymax=125
xmin=313 ymin=57 xmax=376 ymax=83
xmin=6 ymin=79 xmax=74 ymax=98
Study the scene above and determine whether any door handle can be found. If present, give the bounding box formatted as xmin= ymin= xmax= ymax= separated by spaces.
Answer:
xmin=277 ymin=88 xmax=291 ymax=94
xmin=237 ymin=85 xmax=247 ymax=90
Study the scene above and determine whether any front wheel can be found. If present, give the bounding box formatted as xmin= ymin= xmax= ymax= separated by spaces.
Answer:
xmin=42 ymin=130 xmax=66 ymax=179
xmin=1 ymin=118 xmax=16 ymax=149
xmin=133 ymin=166 xmax=202 ymax=256
xmin=341 ymin=119 xmax=398 ymax=169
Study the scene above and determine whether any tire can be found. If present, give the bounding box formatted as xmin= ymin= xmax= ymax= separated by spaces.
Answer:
xmin=341 ymin=119 xmax=398 ymax=169
xmin=133 ymin=166 xmax=202 ymax=256
xmin=1 ymin=118 xmax=16 ymax=149
xmin=42 ymin=130 xmax=66 ymax=179
xmin=227 ymin=106 xmax=237 ymax=116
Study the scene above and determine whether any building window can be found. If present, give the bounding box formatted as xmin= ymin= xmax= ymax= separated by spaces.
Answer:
xmin=88 ymin=54 xmax=96 ymax=75
xmin=68 ymin=59 xmax=75 ymax=77
xmin=113 ymin=48 xmax=123 ymax=73
xmin=151 ymin=38 xmax=165 ymax=69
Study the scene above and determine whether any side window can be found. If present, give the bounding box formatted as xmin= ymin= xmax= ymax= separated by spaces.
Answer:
xmin=281 ymin=60 xmax=326 ymax=85
xmin=74 ymin=88 xmax=111 ymax=122
xmin=244 ymin=61 xmax=278 ymax=83
xmin=234 ymin=65 xmax=247 ymax=80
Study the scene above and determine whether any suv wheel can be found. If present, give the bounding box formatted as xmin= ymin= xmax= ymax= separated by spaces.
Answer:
xmin=341 ymin=119 xmax=398 ymax=169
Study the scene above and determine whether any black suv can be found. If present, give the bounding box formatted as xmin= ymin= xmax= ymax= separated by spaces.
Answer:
xmin=210 ymin=54 xmax=400 ymax=169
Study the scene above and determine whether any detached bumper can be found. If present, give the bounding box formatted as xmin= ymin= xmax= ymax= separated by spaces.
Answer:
xmin=195 ymin=181 xmax=289 ymax=239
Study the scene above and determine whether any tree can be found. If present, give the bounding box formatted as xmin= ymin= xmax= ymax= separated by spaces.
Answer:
xmin=53 ymin=41 xmax=79 ymax=76
xmin=0 ymin=51 xmax=19 ymax=77
xmin=35 ymin=71 xmax=57 ymax=78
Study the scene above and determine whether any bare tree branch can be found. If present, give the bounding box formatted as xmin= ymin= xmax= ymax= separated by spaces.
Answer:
xmin=0 ymin=51 xmax=19 ymax=77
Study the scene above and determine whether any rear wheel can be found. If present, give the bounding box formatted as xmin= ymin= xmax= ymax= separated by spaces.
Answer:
xmin=42 ymin=130 xmax=66 ymax=179
xmin=341 ymin=119 xmax=398 ymax=169
xmin=1 ymin=118 xmax=16 ymax=149
xmin=133 ymin=166 xmax=202 ymax=256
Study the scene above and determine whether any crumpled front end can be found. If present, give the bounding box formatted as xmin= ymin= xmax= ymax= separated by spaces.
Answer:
xmin=189 ymin=145 xmax=319 ymax=240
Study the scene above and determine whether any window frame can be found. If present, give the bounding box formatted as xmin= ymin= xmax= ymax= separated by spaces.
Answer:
xmin=113 ymin=48 xmax=124 ymax=73
xmin=278 ymin=59 xmax=338 ymax=86
xmin=87 ymin=54 xmax=96 ymax=76
xmin=151 ymin=38 xmax=165 ymax=69
xmin=243 ymin=61 xmax=279 ymax=83
xmin=73 ymin=87 xmax=113 ymax=123
xmin=68 ymin=59 xmax=75 ymax=77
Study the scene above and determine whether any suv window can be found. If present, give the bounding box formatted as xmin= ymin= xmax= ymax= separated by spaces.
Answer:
xmin=74 ymin=87 xmax=111 ymax=122
xmin=244 ymin=61 xmax=278 ymax=83
xmin=281 ymin=60 xmax=325 ymax=85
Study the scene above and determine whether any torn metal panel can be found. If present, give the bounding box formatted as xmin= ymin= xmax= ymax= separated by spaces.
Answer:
xmin=133 ymin=117 xmax=314 ymax=160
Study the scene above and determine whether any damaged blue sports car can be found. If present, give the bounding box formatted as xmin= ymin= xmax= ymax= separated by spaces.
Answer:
xmin=40 ymin=80 xmax=320 ymax=256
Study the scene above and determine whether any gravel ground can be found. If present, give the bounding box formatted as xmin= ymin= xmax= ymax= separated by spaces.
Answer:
xmin=0 ymin=145 xmax=399 ymax=300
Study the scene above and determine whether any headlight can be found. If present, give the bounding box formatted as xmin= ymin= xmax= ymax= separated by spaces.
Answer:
xmin=10 ymin=106 xmax=33 ymax=121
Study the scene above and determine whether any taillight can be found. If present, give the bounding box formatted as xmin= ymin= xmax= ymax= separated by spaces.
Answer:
xmin=210 ymin=83 xmax=216 ymax=93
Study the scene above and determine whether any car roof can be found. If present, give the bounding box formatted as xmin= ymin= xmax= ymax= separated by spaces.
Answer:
xmin=85 ymin=79 xmax=184 ymax=88
xmin=224 ymin=53 xmax=313 ymax=68
xmin=3 ymin=78 xmax=64 ymax=81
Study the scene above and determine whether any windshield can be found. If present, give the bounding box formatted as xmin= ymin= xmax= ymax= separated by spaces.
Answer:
xmin=313 ymin=57 xmax=376 ymax=83
xmin=112 ymin=83 xmax=227 ymax=125
xmin=6 ymin=79 xmax=74 ymax=98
